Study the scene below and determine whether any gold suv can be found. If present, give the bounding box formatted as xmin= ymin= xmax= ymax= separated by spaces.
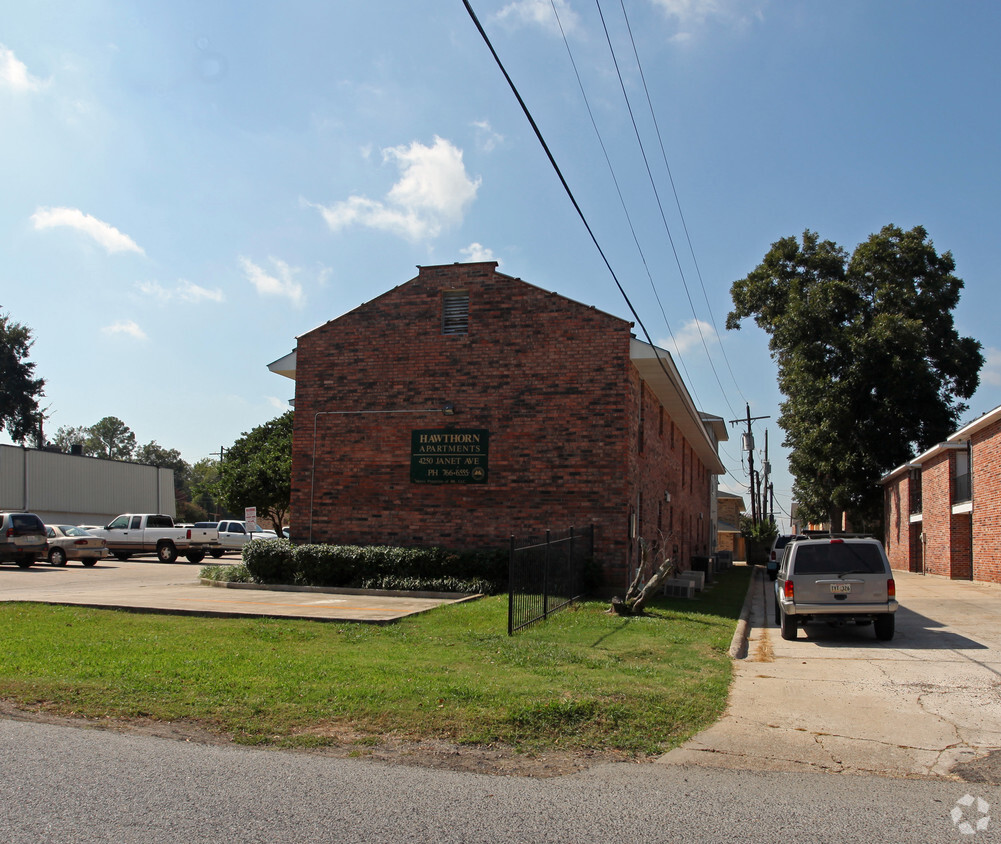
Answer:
xmin=774 ymin=537 xmax=898 ymax=641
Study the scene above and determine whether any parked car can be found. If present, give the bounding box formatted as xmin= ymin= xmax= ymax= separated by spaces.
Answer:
xmin=45 ymin=524 xmax=108 ymax=567
xmin=774 ymin=536 xmax=897 ymax=641
xmin=767 ymin=534 xmax=804 ymax=581
xmin=90 ymin=514 xmax=220 ymax=564
xmin=208 ymin=520 xmax=279 ymax=557
xmin=0 ymin=512 xmax=47 ymax=568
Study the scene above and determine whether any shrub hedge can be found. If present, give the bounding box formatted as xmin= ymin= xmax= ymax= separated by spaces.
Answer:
xmin=242 ymin=539 xmax=507 ymax=594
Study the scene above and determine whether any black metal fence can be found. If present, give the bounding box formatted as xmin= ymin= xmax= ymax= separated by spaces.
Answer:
xmin=508 ymin=525 xmax=593 ymax=635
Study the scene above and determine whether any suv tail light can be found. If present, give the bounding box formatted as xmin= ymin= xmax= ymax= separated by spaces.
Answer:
xmin=887 ymin=578 xmax=895 ymax=599
xmin=783 ymin=580 xmax=794 ymax=599
xmin=5 ymin=528 xmax=13 ymax=538
xmin=186 ymin=529 xmax=192 ymax=540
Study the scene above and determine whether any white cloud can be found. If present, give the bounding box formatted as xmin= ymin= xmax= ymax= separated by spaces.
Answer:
xmin=472 ymin=120 xmax=504 ymax=153
xmin=239 ymin=256 xmax=304 ymax=307
xmin=651 ymin=0 xmax=764 ymax=30
xmin=460 ymin=243 xmax=498 ymax=264
xmin=0 ymin=45 xmax=47 ymax=92
xmin=981 ymin=347 xmax=1001 ymax=386
xmin=136 ymin=280 xmax=225 ymax=304
xmin=493 ymin=0 xmax=579 ymax=35
xmin=31 ymin=206 xmax=145 ymax=255
xmin=310 ymin=136 xmax=480 ymax=242
xmin=266 ymin=396 xmax=289 ymax=410
xmin=660 ymin=319 xmax=717 ymax=356
xmin=102 ymin=320 xmax=147 ymax=340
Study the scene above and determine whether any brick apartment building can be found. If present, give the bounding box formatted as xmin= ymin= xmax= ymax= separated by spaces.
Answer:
xmin=716 ymin=491 xmax=745 ymax=561
xmin=882 ymin=403 xmax=1001 ymax=584
xmin=268 ymin=262 xmax=726 ymax=589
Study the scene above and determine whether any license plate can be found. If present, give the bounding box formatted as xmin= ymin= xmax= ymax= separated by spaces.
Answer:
xmin=830 ymin=583 xmax=852 ymax=593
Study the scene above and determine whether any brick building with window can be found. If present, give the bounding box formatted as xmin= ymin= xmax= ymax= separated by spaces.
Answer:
xmin=882 ymin=403 xmax=1001 ymax=584
xmin=268 ymin=262 xmax=726 ymax=589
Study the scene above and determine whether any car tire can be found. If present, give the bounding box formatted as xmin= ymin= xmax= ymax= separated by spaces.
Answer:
xmin=186 ymin=550 xmax=205 ymax=564
xmin=874 ymin=614 xmax=895 ymax=641
xmin=82 ymin=558 xmax=98 ymax=567
xmin=774 ymin=596 xmax=781 ymax=626
xmin=16 ymin=556 xmax=34 ymax=569
xmin=48 ymin=547 xmax=67 ymax=567
xmin=113 ymin=552 xmax=131 ymax=561
xmin=780 ymin=607 xmax=797 ymax=640
xmin=209 ymin=549 xmax=225 ymax=559
xmin=157 ymin=542 xmax=179 ymax=564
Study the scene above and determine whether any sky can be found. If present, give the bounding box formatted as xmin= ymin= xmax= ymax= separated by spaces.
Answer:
xmin=3 ymin=1 xmax=1001 ymax=530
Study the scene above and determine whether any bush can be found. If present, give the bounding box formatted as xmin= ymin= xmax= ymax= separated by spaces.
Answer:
xmin=241 ymin=539 xmax=506 ymax=593
xmin=242 ymin=538 xmax=296 ymax=584
xmin=199 ymin=563 xmax=253 ymax=583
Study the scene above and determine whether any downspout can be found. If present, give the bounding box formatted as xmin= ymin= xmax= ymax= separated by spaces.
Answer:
xmin=21 ymin=446 xmax=28 ymax=511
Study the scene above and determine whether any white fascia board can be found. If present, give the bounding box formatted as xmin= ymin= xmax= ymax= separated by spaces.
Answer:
xmin=267 ymin=349 xmax=297 ymax=381
xmin=630 ymin=338 xmax=726 ymax=474
xmin=951 ymin=404 xmax=1001 ymax=443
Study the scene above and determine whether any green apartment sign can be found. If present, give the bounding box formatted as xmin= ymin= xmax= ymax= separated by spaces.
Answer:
xmin=411 ymin=429 xmax=489 ymax=484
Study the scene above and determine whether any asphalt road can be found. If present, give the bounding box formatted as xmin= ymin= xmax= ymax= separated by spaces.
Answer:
xmin=0 ymin=718 xmax=997 ymax=843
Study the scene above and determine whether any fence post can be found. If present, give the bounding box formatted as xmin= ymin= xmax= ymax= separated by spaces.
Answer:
xmin=543 ymin=529 xmax=551 ymax=620
xmin=569 ymin=526 xmax=576 ymax=602
xmin=508 ymin=535 xmax=515 ymax=636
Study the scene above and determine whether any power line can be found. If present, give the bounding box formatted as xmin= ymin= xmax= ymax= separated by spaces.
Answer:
xmin=615 ymin=0 xmax=748 ymax=407
xmin=593 ymin=0 xmax=738 ymax=420
xmin=547 ymin=0 xmax=705 ymax=409
xmin=461 ymin=0 xmax=700 ymax=427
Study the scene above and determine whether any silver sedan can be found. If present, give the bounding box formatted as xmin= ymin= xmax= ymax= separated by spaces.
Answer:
xmin=45 ymin=525 xmax=108 ymax=567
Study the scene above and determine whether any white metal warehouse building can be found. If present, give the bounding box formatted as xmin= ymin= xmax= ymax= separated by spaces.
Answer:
xmin=0 ymin=444 xmax=175 ymax=525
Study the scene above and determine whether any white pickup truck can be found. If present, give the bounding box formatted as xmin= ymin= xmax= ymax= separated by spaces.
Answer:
xmin=205 ymin=520 xmax=279 ymax=557
xmin=95 ymin=514 xmax=220 ymax=564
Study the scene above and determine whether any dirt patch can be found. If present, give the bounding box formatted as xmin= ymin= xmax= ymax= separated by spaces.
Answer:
xmin=952 ymin=749 xmax=1001 ymax=786
xmin=0 ymin=700 xmax=637 ymax=778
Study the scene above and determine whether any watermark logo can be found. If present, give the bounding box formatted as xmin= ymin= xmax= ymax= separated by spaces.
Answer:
xmin=952 ymin=794 xmax=990 ymax=836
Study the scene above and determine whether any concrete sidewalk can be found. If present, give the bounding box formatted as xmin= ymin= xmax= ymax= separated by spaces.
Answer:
xmin=0 ymin=558 xmax=472 ymax=622
xmin=661 ymin=567 xmax=1001 ymax=781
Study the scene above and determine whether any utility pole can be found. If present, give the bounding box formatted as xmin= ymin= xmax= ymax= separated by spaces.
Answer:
xmin=729 ymin=404 xmax=770 ymax=526
xmin=762 ymin=429 xmax=771 ymax=526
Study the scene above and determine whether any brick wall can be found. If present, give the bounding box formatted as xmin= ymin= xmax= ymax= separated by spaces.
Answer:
xmin=920 ymin=452 xmax=953 ymax=577
xmin=972 ymin=419 xmax=1001 ymax=583
xmin=288 ymin=263 xmax=718 ymax=588
xmin=883 ymin=474 xmax=910 ymax=572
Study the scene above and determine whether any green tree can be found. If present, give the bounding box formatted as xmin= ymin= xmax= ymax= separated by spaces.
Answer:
xmin=51 ymin=425 xmax=94 ymax=454
xmin=0 ymin=311 xmax=45 ymax=444
xmin=190 ymin=457 xmax=223 ymax=519
xmin=216 ymin=411 xmax=292 ymax=529
xmin=88 ymin=416 xmax=137 ymax=460
xmin=727 ymin=225 xmax=983 ymax=527
xmin=135 ymin=441 xmax=191 ymax=489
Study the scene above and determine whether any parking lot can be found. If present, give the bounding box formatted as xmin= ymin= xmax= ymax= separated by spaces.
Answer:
xmin=0 ymin=556 xmax=469 ymax=622
xmin=662 ymin=568 xmax=1001 ymax=781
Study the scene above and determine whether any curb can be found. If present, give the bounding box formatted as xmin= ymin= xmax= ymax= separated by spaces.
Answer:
xmin=198 ymin=578 xmax=481 ymax=602
xmin=728 ymin=564 xmax=760 ymax=659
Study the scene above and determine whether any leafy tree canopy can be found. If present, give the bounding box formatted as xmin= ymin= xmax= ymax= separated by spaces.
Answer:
xmin=135 ymin=441 xmax=192 ymax=491
xmin=88 ymin=416 xmax=137 ymax=460
xmin=0 ymin=311 xmax=45 ymax=444
xmin=216 ymin=411 xmax=292 ymax=530
xmin=727 ymin=225 xmax=983 ymax=527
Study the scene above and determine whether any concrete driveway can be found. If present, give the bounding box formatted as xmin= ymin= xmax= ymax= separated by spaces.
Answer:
xmin=0 ymin=557 xmax=470 ymax=622
xmin=662 ymin=568 xmax=1001 ymax=781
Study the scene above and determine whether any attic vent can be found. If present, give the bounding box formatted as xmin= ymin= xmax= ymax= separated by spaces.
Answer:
xmin=442 ymin=290 xmax=469 ymax=335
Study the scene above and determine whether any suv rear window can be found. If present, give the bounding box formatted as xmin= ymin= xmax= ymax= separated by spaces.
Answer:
xmin=792 ymin=543 xmax=885 ymax=575
xmin=9 ymin=514 xmax=44 ymax=533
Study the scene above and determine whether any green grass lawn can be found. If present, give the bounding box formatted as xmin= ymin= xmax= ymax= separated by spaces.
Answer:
xmin=0 ymin=565 xmax=751 ymax=756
